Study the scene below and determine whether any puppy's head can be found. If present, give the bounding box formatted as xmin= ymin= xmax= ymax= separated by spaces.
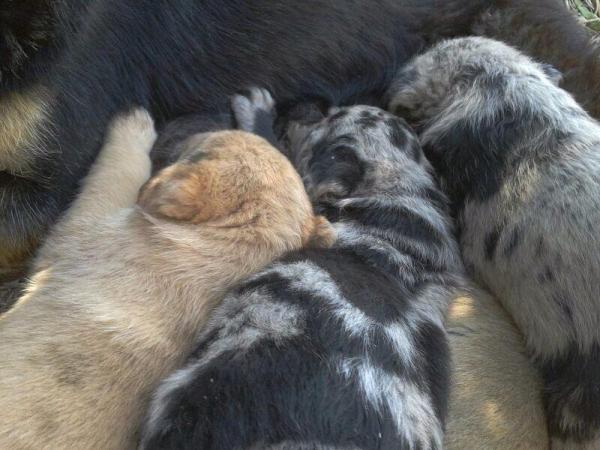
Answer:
xmin=386 ymin=36 xmax=562 ymax=124
xmin=138 ymin=130 xmax=334 ymax=249
xmin=281 ymin=104 xmax=428 ymax=212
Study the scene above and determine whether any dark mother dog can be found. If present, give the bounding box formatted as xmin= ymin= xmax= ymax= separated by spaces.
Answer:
xmin=1 ymin=0 xmax=600 ymax=274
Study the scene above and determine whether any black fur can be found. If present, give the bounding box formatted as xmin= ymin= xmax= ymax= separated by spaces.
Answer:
xmin=539 ymin=345 xmax=600 ymax=442
xmin=387 ymin=36 xmax=600 ymax=446
xmin=0 ymin=0 xmax=55 ymax=82
xmin=0 ymin=0 xmax=430 ymax=267
xmin=143 ymin=254 xmax=452 ymax=450
xmin=307 ymin=138 xmax=366 ymax=196
xmin=139 ymin=95 xmax=463 ymax=450
xmin=2 ymin=0 xmax=600 ymax=270
xmin=149 ymin=112 xmax=232 ymax=173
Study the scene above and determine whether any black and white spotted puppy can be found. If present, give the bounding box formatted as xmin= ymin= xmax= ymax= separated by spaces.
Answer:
xmin=387 ymin=36 xmax=600 ymax=450
xmin=139 ymin=89 xmax=464 ymax=450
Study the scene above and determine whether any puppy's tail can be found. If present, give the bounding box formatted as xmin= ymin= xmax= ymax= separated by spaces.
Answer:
xmin=303 ymin=215 xmax=336 ymax=249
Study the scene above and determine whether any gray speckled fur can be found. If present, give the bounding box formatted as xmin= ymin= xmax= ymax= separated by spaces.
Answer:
xmin=140 ymin=90 xmax=464 ymax=450
xmin=387 ymin=36 xmax=600 ymax=448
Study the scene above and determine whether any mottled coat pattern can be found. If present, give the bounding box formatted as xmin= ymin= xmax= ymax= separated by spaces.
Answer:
xmin=140 ymin=89 xmax=464 ymax=450
xmin=2 ymin=0 xmax=600 ymax=276
xmin=388 ymin=36 xmax=600 ymax=449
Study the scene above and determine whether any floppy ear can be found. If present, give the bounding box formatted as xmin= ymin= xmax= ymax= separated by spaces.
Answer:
xmin=303 ymin=215 xmax=336 ymax=248
xmin=540 ymin=63 xmax=563 ymax=86
xmin=137 ymin=160 xmax=243 ymax=223
xmin=307 ymin=143 xmax=366 ymax=202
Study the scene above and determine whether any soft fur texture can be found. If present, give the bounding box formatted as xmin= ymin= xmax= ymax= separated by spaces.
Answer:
xmin=2 ymin=0 xmax=599 ymax=275
xmin=471 ymin=0 xmax=600 ymax=120
xmin=388 ymin=36 xmax=600 ymax=449
xmin=0 ymin=109 xmax=331 ymax=449
xmin=139 ymin=88 xmax=464 ymax=450
xmin=422 ymin=0 xmax=600 ymax=121
xmin=0 ymin=0 xmax=54 ymax=82
xmin=0 ymin=0 xmax=423 ymax=273
xmin=445 ymin=286 xmax=548 ymax=450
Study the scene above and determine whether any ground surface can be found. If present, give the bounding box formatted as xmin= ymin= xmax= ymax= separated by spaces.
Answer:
xmin=567 ymin=0 xmax=600 ymax=32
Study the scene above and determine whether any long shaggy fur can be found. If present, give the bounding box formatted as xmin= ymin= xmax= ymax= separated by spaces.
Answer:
xmin=139 ymin=89 xmax=464 ymax=449
xmin=2 ymin=0 xmax=599 ymax=274
xmin=0 ymin=0 xmax=425 ymax=272
xmin=388 ymin=36 xmax=600 ymax=449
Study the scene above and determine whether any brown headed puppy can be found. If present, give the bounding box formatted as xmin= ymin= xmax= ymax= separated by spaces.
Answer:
xmin=445 ymin=286 xmax=548 ymax=450
xmin=0 ymin=109 xmax=333 ymax=449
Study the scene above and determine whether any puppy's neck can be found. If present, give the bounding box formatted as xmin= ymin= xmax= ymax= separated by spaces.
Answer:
xmin=130 ymin=209 xmax=298 ymax=296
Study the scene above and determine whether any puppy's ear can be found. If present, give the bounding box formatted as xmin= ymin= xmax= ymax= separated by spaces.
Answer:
xmin=303 ymin=215 xmax=336 ymax=248
xmin=540 ymin=63 xmax=562 ymax=86
xmin=137 ymin=158 xmax=243 ymax=224
xmin=308 ymin=143 xmax=366 ymax=202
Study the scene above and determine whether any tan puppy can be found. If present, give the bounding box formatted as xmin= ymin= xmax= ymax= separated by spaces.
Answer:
xmin=0 ymin=109 xmax=333 ymax=449
xmin=445 ymin=286 xmax=548 ymax=450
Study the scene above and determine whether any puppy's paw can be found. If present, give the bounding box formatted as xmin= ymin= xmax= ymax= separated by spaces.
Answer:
xmin=230 ymin=88 xmax=278 ymax=146
xmin=231 ymin=87 xmax=275 ymax=130
xmin=108 ymin=108 xmax=157 ymax=154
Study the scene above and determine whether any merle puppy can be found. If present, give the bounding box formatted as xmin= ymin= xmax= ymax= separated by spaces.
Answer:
xmin=388 ymin=36 xmax=600 ymax=449
xmin=139 ymin=89 xmax=464 ymax=450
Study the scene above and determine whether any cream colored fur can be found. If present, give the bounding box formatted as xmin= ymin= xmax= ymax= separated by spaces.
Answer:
xmin=0 ymin=109 xmax=332 ymax=449
xmin=445 ymin=286 xmax=548 ymax=450
xmin=0 ymin=84 xmax=51 ymax=175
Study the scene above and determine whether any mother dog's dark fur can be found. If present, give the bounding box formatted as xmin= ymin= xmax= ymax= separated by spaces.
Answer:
xmin=1 ymin=0 xmax=600 ymax=273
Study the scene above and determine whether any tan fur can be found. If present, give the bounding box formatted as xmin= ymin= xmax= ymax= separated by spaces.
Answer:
xmin=0 ymin=85 xmax=51 ymax=175
xmin=445 ymin=286 xmax=549 ymax=450
xmin=0 ymin=110 xmax=333 ymax=449
xmin=0 ymin=85 xmax=52 ymax=277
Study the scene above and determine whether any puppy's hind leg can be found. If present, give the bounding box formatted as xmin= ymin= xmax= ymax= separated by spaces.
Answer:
xmin=59 ymin=108 xmax=157 ymax=224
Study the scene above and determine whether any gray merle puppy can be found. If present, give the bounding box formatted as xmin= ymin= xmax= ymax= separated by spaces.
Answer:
xmin=139 ymin=88 xmax=464 ymax=450
xmin=387 ymin=36 xmax=600 ymax=449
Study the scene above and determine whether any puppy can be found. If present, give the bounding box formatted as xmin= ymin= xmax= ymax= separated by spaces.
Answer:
xmin=445 ymin=286 xmax=548 ymax=449
xmin=5 ymin=0 xmax=600 ymax=277
xmin=388 ymin=36 xmax=600 ymax=449
xmin=139 ymin=88 xmax=464 ymax=450
xmin=0 ymin=108 xmax=330 ymax=449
